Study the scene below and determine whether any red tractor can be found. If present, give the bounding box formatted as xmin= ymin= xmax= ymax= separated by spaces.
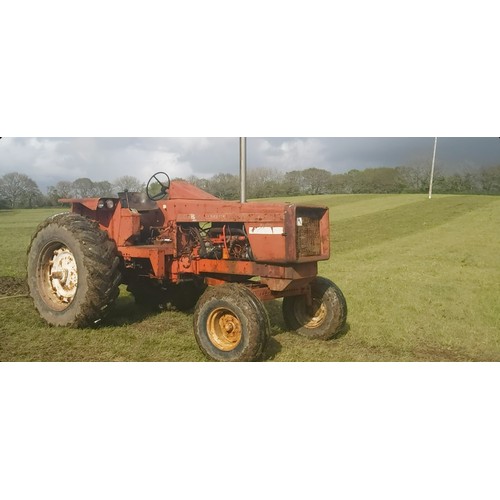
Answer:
xmin=27 ymin=172 xmax=347 ymax=361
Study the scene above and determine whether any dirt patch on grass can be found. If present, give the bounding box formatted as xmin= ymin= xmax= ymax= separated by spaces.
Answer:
xmin=349 ymin=337 xmax=488 ymax=362
xmin=0 ymin=276 xmax=28 ymax=296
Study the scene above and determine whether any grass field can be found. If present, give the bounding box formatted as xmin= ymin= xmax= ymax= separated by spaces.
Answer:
xmin=1 ymin=194 xmax=499 ymax=361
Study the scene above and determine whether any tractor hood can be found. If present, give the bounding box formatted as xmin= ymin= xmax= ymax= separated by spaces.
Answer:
xmin=168 ymin=180 xmax=219 ymax=200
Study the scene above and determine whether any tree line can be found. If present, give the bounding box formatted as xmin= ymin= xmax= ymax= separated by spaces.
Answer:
xmin=187 ymin=164 xmax=500 ymax=198
xmin=1 ymin=165 xmax=500 ymax=209
xmin=0 ymin=175 xmax=144 ymax=209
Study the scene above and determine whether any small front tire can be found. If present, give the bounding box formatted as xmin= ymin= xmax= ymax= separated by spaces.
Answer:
xmin=282 ymin=277 xmax=347 ymax=340
xmin=193 ymin=284 xmax=270 ymax=362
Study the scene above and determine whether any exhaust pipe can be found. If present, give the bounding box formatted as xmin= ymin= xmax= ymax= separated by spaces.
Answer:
xmin=240 ymin=137 xmax=246 ymax=203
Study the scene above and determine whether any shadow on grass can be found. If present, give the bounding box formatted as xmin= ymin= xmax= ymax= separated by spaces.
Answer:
xmin=105 ymin=295 xmax=164 ymax=327
xmin=262 ymin=337 xmax=282 ymax=361
xmin=334 ymin=321 xmax=350 ymax=340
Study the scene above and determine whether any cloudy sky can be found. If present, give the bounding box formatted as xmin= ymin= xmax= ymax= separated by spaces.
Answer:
xmin=0 ymin=137 xmax=498 ymax=190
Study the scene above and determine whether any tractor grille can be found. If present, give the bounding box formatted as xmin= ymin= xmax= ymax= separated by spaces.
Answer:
xmin=296 ymin=215 xmax=321 ymax=257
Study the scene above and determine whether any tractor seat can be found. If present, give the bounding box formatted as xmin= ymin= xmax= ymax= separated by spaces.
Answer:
xmin=118 ymin=191 xmax=159 ymax=212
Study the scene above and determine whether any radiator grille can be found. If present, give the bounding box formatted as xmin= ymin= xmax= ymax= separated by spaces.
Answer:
xmin=297 ymin=216 xmax=321 ymax=257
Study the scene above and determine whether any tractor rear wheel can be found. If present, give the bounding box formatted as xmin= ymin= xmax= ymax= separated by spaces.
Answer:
xmin=282 ymin=276 xmax=347 ymax=340
xmin=193 ymin=284 xmax=270 ymax=362
xmin=27 ymin=213 xmax=121 ymax=327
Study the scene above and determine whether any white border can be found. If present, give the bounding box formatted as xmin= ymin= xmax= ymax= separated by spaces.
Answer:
xmin=1 ymin=1 xmax=498 ymax=499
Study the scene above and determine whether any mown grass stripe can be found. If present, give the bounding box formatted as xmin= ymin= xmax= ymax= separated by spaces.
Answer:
xmin=332 ymin=195 xmax=498 ymax=255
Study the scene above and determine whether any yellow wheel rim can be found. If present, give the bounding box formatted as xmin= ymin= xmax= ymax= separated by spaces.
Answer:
xmin=295 ymin=298 xmax=327 ymax=329
xmin=207 ymin=307 xmax=242 ymax=351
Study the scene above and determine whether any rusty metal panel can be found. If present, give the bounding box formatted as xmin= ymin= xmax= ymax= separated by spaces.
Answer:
xmin=196 ymin=259 xmax=317 ymax=279
xmin=175 ymin=212 xmax=285 ymax=223
xmin=245 ymin=223 xmax=287 ymax=262
xmin=116 ymin=209 xmax=141 ymax=246
xmin=196 ymin=259 xmax=318 ymax=292
xmin=245 ymin=282 xmax=311 ymax=301
xmin=119 ymin=245 xmax=173 ymax=278
xmin=168 ymin=180 xmax=219 ymax=200
xmin=172 ymin=199 xmax=286 ymax=223
xmin=59 ymin=198 xmax=101 ymax=210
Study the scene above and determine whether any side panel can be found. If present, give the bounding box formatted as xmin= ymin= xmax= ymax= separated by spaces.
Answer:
xmin=245 ymin=222 xmax=287 ymax=262
xmin=245 ymin=205 xmax=330 ymax=263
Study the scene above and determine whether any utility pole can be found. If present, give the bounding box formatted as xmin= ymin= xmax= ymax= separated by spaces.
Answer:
xmin=428 ymin=137 xmax=438 ymax=199
xmin=240 ymin=137 xmax=247 ymax=203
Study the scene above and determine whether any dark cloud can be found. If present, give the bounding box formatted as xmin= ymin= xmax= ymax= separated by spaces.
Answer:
xmin=253 ymin=138 xmax=500 ymax=172
xmin=0 ymin=137 xmax=498 ymax=190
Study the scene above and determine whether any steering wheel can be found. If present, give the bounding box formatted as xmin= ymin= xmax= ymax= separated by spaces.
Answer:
xmin=146 ymin=172 xmax=171 ymax=201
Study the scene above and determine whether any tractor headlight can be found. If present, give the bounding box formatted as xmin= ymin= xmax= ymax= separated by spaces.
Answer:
xmin=97 ymin=199 xmax=115 ymax=209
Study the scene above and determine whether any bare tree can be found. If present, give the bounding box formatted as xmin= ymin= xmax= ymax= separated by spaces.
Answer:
xmin=47 ymin=181 xmax=74 ymax=204
xmin=247 ymin=168 xmax=284 ymax=198
xmin=398 ymin=156 xmax=439 ymax=193
xmin=72 ymin=178 xmax=96 ymax=198
xmin=479 ymin=165 xmax=500 ymax=194
xmin=113 ymin=175 xmax=145 ymax=193
xmin=0 ymin=172 xmax=42 ymax=208
xmin=186 ymin=175 xmax=210 ymax=191
xmin=207 ymin=173 xmax=239 ymax=200
xmin=55 ymin=180 xmax=74 ymax=198
xmin=282 ymin=170 xmax=303 ymax=195
xmin=301 ymin=168 xmax=332 ymax=195
xmin=94 ymin=181 xmax=114 ymax=197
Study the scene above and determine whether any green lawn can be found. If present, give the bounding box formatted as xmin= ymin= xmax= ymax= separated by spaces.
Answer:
xmin=1 ymin=194 xmax=499 ymax=361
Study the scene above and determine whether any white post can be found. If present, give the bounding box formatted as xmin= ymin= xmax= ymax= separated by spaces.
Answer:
xmin=240 ymin=137 xmax=247 ymax=203
xmin=428 ymin=137 xmax=438 ymax=199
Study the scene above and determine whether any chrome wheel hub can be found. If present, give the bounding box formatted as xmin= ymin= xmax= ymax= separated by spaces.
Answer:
xmin=49 ymin=247 xmax=78 ymax=303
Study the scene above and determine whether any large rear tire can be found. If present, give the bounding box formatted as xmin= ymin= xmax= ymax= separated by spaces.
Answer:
xmin=193 ymin=284 xmax=270 ymax=362
xmin=282 ymin=276 xmax=347 ymax=340
xmin=27 ymin=213 xmax=121 ymax=327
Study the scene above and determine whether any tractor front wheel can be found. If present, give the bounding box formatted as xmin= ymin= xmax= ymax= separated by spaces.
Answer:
xmin=193 ymin=284 xmax=270 ymax=362
xmin=282 ymin=276 xmax=347 ymax=340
